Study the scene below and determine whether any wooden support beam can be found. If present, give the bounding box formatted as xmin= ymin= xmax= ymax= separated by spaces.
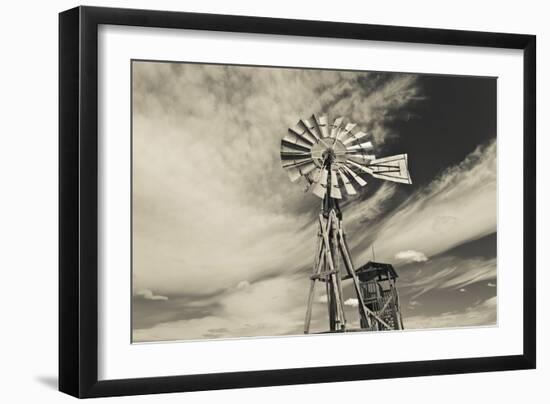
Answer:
xmin=336 ymin=225 xmax=371 ymax=329
xmin=318 ymin=212 xmax=346 ymax=331
xmin=304 ymin=223 xmax=326 ymax=334
xmin=310 ymin=270 xmax=338 ymax=280
xmin=304 ymin=279 xmax=316 ymax=334
xmin=379 ymin=293 xmax=393 ymax=314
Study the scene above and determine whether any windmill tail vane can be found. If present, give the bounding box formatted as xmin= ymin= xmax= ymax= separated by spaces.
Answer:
xmin=280 ymin=114 xmax=411 ymax=333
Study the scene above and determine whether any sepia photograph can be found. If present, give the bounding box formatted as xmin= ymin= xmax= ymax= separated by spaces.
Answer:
xmin=131 ymin=60 xmax=497 ymax=343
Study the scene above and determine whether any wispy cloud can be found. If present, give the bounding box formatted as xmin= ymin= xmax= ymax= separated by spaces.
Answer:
xmin=344 ymin=298 xmax=359 ymax=307
xmin=136 ymin=289 xmax=168 ymax=301
xmin=134 ymin=275 xmax=313 ymax=341
xmin=236 ymin=280 xmax=251 ymax=290
xmin=328 ymin=73 xmax=423 ymax=144
xmin=408 ymin=300 xmax=423 ymax=310
xmin=405 ymin=296 xmax=496 ymax=329
xmin=344 ymin=183 xmax=397 ymax=226
xmin=395 ymin=250 xmax=429 ymax=263
xmin=399 ymin=256 xmax=496 ymax=300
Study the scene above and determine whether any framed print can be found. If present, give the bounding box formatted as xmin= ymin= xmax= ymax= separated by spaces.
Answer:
xmin=59 ymin=6 xmax=536 ymax=398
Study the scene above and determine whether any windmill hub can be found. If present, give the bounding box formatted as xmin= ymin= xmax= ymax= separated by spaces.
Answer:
xmin=311 ymin=138 xmax=347 ymax=168
xmin=322 ymin=149 xmax=335 ymax=164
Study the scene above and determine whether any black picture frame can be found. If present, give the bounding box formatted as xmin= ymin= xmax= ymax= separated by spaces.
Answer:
xmin=59 ymin=5 xmax=536 ymax=398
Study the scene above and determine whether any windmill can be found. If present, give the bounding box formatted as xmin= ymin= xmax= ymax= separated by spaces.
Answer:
xmin=280 ymin=115 xmax=411 ymax=333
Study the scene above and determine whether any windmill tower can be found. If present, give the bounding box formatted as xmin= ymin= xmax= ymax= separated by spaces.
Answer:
xmin=280 ymin=115 xmax=411 ymax=333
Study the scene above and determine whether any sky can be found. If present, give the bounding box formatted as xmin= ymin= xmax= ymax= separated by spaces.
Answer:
xmin=131 ymin=60 xmax=497 ymax=342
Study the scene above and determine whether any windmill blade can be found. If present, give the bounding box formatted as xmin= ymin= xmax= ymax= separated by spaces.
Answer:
xmin=312 ymin=167 xmax=329 ymax=198
xmin=368 ymin=154 xmax=412 ymax=184
xmin=305 ymin=167 xmax=322 ymax=185
xmin=282 ymin=157 xmax=314 ymax=169
xmin=330 ymin=117 xmax=344 ymax=138
xmin=336 ymin=122 xmax=356 ymax=141
xmin=370 ymin=153 xmax=409 ymax=165
xmin=283 ymin=159 xmax=314 ymax=182
xmin=313 ymin=115 xmax=330 ymax=138
xmin=342 ymin=165 xmax=367 ymax=187
xmin=346 ymin=141 xmax=373 ymax=151
xmin=281 ymin=153 xmax=311 ymax=162
xmin=329 ymin=168 xmax=342 ymax=199
xmin=284 ymin=131 xmax=313 ymax=149
xmin=346 ymin=160 xmax=374 ymax=175
xmin=342 ymin=131 xmax=369 ymax=145
xmin=289 ymin=122 xmax=317 ymax=145
xmin=285 ymin=167 xmax=302 ymax=182
xmin=300 ymin=162 xmax=318 ymax=176
xmin=285 ymin=161 xmax=317 ymax=182
xmin=281 ymin=140 xmax=311 ymax=153
xmin=338 ymin=169 xmax=357 ymax=195
xmin=347 ymin=153 xmax=376 ymax=165
xmin=302 ymin=118 xmax=322 ymax=140
xmin=345 ymin=141 xmax=375 ymax=164
xmin=280 ymin=151 xmax=312 ymax=161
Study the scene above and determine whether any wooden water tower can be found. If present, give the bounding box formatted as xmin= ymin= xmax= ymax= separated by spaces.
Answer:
xmin=351 ymin=261 xmax=404 ymax=330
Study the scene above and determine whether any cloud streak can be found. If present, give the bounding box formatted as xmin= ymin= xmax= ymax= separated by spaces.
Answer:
xmin=395 ymin=250 xmax=429 ymax=263
xmin=405 ymin=296 xmax=496 ymax=329
xmin=134 ymin=275 xmax=314 ymax=341
xmin=136 ymin=289 xmax=168 ymax=301
xmin=344 ymin=298 xmax=359 ymax=307
xmin=399 ymin=256 xmax=496 ymax=300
